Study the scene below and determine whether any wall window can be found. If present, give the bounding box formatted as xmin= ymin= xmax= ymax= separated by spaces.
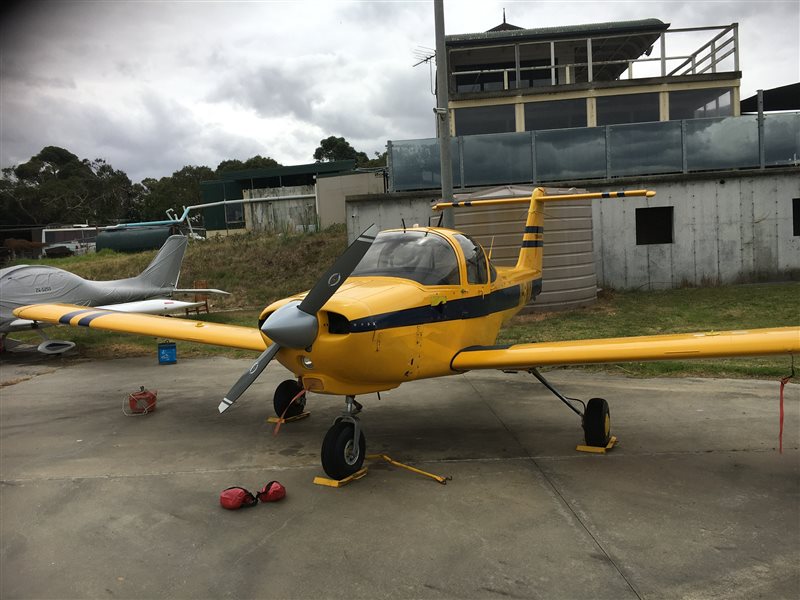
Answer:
xmin=225 ymin=203 xmax=245 ymax=228
xmin=525 ymin=99 xmax=587 ymax=131
xmin=635 ymin=206 xmax=673 ymax=245
xmin=454 ymin=105 xmax=516 ymax=136
xmin=597 ymin=93 xmax=659 ymax=126
xmin=793 ymin=198 xmax=800 ymax=236
xmin=669 ymin=88 xmax=733 ymax=120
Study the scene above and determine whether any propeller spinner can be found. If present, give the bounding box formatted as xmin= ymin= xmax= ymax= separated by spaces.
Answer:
xmin=218 ymin=224 xmax=377 ymax=413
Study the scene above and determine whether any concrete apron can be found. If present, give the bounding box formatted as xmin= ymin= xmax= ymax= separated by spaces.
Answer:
xmin=1 ymin=356 xmax=798 ymax=599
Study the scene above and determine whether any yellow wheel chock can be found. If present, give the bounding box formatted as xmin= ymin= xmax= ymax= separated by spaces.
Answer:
xmin=313 ymin=468 xmax=368 ymax=488
xmin=266 ymin=411 xmax=310 ymax=424
xmin=313 ymin=453 xmax=451 ymax=488
xmin=576 ymin=435 xmax=618 ymax=454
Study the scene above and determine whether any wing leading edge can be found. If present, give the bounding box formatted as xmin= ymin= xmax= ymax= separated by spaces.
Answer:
xmin=451 ymin=327 xmax=800 ymax=371
xmin=13 ymin=303 xmax=267 ymax=352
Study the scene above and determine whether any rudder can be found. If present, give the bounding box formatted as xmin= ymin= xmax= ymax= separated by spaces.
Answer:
xmin=134 ymin=235 xmax=188 ymax=289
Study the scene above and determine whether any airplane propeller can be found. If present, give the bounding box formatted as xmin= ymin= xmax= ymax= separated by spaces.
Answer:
xmin=218 ymin=225 xmax=378 ymax=413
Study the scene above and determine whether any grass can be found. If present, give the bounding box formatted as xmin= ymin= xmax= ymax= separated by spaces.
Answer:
xmin=498 ymin=284 xmax=800 ymax=378
xmin=12 ymin=225 xmax=349 ymax=310
xmin=7 ymin=231 xmax=798 ymax=379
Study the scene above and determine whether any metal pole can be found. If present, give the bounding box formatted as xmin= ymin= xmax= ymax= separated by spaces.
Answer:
xmin=757 ymin=89 xmax=765 ymax=169
xmin=434 ymin=0 xmax=454 ymax=228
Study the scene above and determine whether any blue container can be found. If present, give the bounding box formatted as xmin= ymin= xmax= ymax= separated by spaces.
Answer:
xmin=158 ymin=342 xmax=177 ymax=365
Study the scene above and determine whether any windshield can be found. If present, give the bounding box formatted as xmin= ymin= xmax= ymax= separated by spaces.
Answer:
xmin=351 ymin=231 xmax=460 ymax=285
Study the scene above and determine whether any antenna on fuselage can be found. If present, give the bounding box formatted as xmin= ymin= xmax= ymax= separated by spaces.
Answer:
xmin=436 ymin=212 xmax=444 ymax=227
xmin=401 ymin=218 xmax=406 ymax=232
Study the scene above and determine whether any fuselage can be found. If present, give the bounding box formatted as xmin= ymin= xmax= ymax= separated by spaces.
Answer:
xmin=0 ymin=265 xmax=169 ymax=332
xmin=259 ymin=227 xmax=541 ymax=395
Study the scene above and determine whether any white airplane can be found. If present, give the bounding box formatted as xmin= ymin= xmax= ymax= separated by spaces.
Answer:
xmin=1 ymin=235 xmax=228 ymax=354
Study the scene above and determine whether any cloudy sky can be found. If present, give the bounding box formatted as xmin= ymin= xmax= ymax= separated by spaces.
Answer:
xmin=1 ymin=0 xmax=798 ymax=183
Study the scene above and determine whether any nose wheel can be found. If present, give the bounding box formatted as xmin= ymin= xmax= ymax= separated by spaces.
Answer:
xmin=321 ymin=396 xmax=366 ymax=480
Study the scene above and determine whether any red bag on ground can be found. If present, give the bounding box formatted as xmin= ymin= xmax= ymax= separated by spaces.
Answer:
xmin=219 ymin=487 xmax=258 ymax=510
xmin=257 ymin=481 xmax=286 ymax=502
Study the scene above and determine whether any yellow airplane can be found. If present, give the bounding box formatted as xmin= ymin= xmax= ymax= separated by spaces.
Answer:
xmin=14 ymin=188 xmax=800 ymax=481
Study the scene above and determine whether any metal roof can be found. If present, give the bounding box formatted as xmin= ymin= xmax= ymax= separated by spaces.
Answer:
xmin=214 ymin=160 xmax=356 ymax=182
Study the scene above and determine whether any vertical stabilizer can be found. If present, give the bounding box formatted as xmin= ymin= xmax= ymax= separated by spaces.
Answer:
xmin=433 ymin=187 xmax=655 ymax=277
xmin=133 ymin=235 xmax=189 ymax=290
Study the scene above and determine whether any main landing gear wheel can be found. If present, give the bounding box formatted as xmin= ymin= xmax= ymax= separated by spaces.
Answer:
xmin=273 ymin=379 xmax=306 ymax=418
xmin=583 ymin=397 xmax=611 ymax=447
xmin=321 ymin=421 xmax=366 ymax=480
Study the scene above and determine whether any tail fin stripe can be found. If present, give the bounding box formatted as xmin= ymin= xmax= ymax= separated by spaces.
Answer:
xmin=524 ymin=226 xmax=544 ymax=234
xmin=522 ymin=241 xmax=544 ymax=248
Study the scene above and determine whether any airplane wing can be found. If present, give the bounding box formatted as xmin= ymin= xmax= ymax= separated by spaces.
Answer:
xmin=13 ymin=304 xmax=267 ymax=352
xmin=451 ymin=327 xmax=800 ymax=371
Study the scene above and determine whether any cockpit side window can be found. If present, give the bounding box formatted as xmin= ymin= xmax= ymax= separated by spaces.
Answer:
xmin=453 ymin=234 xmax=489 ymax=285
xmin=351 ymin=231 xmax=460 ymax=286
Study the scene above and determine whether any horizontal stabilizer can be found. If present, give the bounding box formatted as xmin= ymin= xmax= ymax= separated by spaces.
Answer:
xmin=173 ymin=288 xmax=231 ymax=295
xmin=96 ymin=299 xmax=206 ymax=314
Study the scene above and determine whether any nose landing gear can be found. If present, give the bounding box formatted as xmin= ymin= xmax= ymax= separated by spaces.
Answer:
xmin=321 ymin=396 xmax=365 ymax=480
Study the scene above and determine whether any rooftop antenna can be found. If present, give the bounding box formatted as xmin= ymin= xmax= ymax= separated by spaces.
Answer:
xmin=412 ymin=46 xmax=436 ymax=96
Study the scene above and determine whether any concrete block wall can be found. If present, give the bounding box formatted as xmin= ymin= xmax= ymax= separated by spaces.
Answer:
xmin=592 ymin=170 xmax=800 ymax=289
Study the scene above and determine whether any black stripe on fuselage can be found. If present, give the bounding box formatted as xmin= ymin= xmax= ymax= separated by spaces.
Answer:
xmin=521 ymin=240 xmax=543 ymax=248
xmin=524 ymin=226 xmax=544 ymax=234
xmin=347 ymin=280 xmax=542 ymax=333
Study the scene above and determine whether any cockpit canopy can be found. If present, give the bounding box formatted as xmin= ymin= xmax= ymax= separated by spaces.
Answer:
xmin=351 ymin=230 xmax=493 ymax=286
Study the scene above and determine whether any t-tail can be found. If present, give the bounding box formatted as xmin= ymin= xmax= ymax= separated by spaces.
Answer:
xmin=132 ymin=235 xmax=189 ymax=290
xmin=433 ymin=187 xmax=656 ymax=276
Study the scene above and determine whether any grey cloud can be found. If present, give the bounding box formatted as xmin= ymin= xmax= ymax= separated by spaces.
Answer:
xmin=206 ymin=65 xmax=316 ymax=120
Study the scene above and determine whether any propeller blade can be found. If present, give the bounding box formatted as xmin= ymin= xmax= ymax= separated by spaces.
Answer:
xmin=218 ymin=343 xmax=280 ymax=413
xmin=297 ymin=224 xmax=377 ymax=316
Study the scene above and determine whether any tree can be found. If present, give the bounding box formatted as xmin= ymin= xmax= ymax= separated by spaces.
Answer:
xmin=362 ymin=151 xmax=387 ymax=168
xmin=0 ymin=146 xmax=138 ymax=226
xmin=137 ymin=165 xmax=215 ymax=222
xmin=216 ymin=155 xmax=282 ymax=175
xmin=313 ymin=136 xmax=369 ymax=165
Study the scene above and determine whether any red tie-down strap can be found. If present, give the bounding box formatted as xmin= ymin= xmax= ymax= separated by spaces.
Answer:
xmin=272 ymin=387 xmax=308 ymax=436
xmin=779 ymin=372 xmax=794 ymax=454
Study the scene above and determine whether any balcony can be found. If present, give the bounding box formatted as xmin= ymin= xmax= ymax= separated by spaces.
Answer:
xmin=448 ymin=21 xmax=739 ymax=95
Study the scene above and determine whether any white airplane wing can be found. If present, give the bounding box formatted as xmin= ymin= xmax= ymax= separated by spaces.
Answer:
xmin=95 ymin=299 xmax=205 ymax=315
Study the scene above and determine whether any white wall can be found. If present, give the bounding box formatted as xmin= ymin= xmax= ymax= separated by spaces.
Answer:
xmin=592 ymin=171 xmax=800 ymax=289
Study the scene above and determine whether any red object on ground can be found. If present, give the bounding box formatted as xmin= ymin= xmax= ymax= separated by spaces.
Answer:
xmin=257 ymin=481 xmax=286 ymax=502
xmin=219 ymin=487 xmax=258 ymax=510
xmin=128 ymin=389 xmax=157 ymax=414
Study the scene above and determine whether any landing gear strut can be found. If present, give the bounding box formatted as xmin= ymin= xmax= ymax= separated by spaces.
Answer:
xmin=321 ymin=396 xmax=365 ymax=480
xmin=528 ymin=368 xmax=611 ymax=447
